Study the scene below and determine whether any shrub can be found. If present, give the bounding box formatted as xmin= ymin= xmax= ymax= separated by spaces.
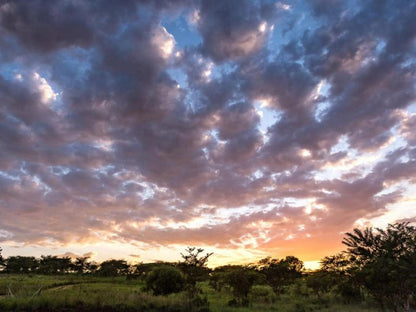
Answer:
xmin=224 ymin=267 xmax=261 ymax=306
xmin=249 ymin=285 xmax=276 ymax=303
xmin=145 ymin=266 xmax=185 ymax=295
xmin=187 ymin=295 xmax=210 ymax=312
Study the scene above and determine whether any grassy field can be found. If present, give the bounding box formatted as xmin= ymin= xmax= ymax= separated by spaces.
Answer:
xmin=0 ymin=274 xmax=379 ymax=312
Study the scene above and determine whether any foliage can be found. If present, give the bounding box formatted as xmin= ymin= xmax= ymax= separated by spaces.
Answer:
xmin=186 ymin=295 xmax=211 ymax=312
xmin=132 ymin=262 xmax=173 ymax=279
xmin=209 ymin=265 xmax=256 ymax=292
xmin=73 ymin=256 xmax=97 ymax=274
xmin=320 ymin=253 xmax=353 ymax=275
xmin=223 ymin=266 xmax=262 ymax=306
xmin=257 ymin=256 xmax=304 ymax=295
xmin=180 ymin=247 xmax=213 ymax=268
xmin=319 ymin=253 xmax=362 ymax=302
xmin=98 ymin=259 xmax=129 ymax=277
xmin=1 ymin=254 xmax=100 ymax=275
xmin=305 ymin=270 xmax=336 ymax=299
xmin=0 ymin=274 xmax=189 ymax=312
xmin=2 ymin=224 xmax=415 ymax=312
xmin=0 ymin=273 xmax=381 ymax=312
xmin=145 ymin=265 xmax=185 ymax=295
xmin=38 ymin=255 xmax=72 ymax=274
xmin=248 ymin=285 xmax=276 ymax=304
xmin=179 ymin=247 xmax=213 ymax=299
xmin=208 ymin=270 xmax=225 ymax=292
xmin=0 ymin=247 xmax=4 ymax=270
xmin=341 ymin=222 xmax=416 ymax=312
xmin=4 ymin=256 xmax=39 ymax=274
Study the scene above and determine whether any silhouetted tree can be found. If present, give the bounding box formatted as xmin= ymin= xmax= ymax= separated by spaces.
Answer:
xmin=73 ymin=256 xmax=91 ymax=274
xmin=4 ymin=256 xmax=39 ymax=273
xmin=130 ymin=262 xmax=175 ymax=280
xmin=38 ymin=255 xmax=72 ymax=274
xmin=306 ymin=270 xmax=336 ymax=300
xmin=319 ymin=253 xmax=362 ymax=302
xmin=321 ymin=253 xmax=353 ymax=274
xmin=223 ymin=266 xmax=262 ymax=306
xmin=179 ymin=247 xmax=213 ymax=299
xmin=209 ymin=266 xmax=232 ymax=292
xmin=98 ymin=259 xmax=129 ymax=276
xmin=132 ymin=262 xmax=156 ymax=279
xmin=88 ymin=261 xmax=99 ymax=274
xmin=258 ymin=256 xmax=304 ymax=295
xmin=0 ymin=247 xmax=4 ymax=271
xmin=342 ymin=222 xmax=416 ymax=312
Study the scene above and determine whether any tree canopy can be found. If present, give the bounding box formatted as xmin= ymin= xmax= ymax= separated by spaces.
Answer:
xmin=341 ymin=222 xmax=416 ymax=312
xmin=257 ymin=256 xmax=304 ymax=295
xmin=179 ymin=247 xmax=213 ymax=299
xmin=146 ymin=265 xmax=185 ymax=295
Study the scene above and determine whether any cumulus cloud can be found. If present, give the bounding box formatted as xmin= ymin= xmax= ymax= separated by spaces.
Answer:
xmin=0 ymin=0 xmax=415 ymax=263
xmin=197 ymin=0 xmax=276 ymax=62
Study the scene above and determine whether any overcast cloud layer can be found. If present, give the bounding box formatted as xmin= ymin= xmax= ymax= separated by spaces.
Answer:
xmin=0 ymin=0 xmax=415 ymax=263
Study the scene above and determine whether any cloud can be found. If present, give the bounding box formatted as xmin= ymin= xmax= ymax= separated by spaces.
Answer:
xmin=197 ymin=0 xmax=275 ymax=62
xmin=0 ymin=0 xmax=94 ymax=52
xmin=58 ymin=251 xmax=96 ymax=260
xmin=0 ymin=0 xmax=415 ymax=263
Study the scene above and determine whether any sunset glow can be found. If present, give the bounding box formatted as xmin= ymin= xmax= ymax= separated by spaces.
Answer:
xmin=0 ymin=0 xmax=415 ymax=269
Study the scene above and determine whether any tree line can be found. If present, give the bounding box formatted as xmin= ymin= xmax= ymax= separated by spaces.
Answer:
xmin=0 ymin=222 xmax=415 ymax=311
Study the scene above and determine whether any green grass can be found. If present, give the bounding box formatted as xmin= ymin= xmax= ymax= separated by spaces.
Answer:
xmin=205 ymin=282 xmax=378 ymax=312
xmin=0 ymin=274 xmax=380 ymax=312
xmin=0 ymin=274 xmax=189 ymax=311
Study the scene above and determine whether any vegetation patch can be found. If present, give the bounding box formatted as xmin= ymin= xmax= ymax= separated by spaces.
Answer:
xmin=1 ymin=223 xmax=415 ymax=311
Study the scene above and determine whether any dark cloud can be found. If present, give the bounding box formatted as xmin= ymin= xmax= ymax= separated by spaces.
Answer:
xmin=0 ymin=0 xmax=415 ymax=261
xmin=245 ymin=61 xmax=317 ymax=114
xmin=197 ymin=0 xmax=275 ymax=62
xmin=0 ymin=0 xmax=94 ymax=52
xmin=309 ymin=0 xmax=345 ymax=19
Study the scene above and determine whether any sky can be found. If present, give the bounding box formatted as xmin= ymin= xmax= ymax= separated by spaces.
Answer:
xmin=0 ymin=0 xmax=415 ymax=270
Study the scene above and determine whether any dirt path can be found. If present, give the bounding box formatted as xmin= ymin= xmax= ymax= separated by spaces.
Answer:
xmin=48 ymin=284 xmax=76 ymax=291
xmin=45 ymin=280 xmax=103 ymax=291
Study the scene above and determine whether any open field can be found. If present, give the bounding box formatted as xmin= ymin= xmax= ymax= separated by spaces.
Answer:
xmin=0 ymin=274 xmax=379 ymax=312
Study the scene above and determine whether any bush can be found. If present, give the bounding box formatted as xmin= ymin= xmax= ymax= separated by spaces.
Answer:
xmin=249 ymin=285 xmax=276 ymax=303
xmin=145 ymin=266 xmax=185 ymax=296
xmin=187 ymin=295 xmax=210 ymax=312
xmin=335 ymin=280 xmax=361 ymax=303
xmin=224 ymin=267 xmax=261 ymax=305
